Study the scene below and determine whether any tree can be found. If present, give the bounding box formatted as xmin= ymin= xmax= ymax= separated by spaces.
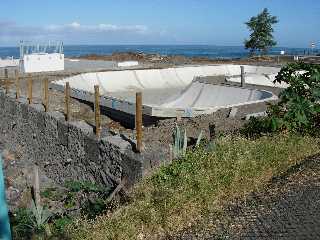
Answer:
xmin=244 ymin=8 xmax=278 ymax=55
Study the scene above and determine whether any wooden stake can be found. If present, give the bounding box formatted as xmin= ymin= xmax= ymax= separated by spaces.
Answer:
xmin=135 ymin=92 xmax=143 ymax=153
xmin=15 ymin=69 xmax=20 ymax=99
xmin=94 ymin=85 xmax=101 ymax=138
xmin=43 ymin=78 xmax=49 ymax=112
xmin=33 ymin=165 xmax=41 ymax=206
xmin=65 ymin=82 xmax=70 ymax=121
xmin=240 ymin=66 xmax=245 ymax=87
xmin=4 ymin=68 xmax=9 ymax=94
xmin=27 ymin=74 xmax=33 ymax=104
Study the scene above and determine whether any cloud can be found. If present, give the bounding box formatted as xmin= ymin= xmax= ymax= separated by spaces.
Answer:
xmin=0 ymin=21 xmax=152 ymax=45
xmin=44 ymin=22 xmax=148 ymax=34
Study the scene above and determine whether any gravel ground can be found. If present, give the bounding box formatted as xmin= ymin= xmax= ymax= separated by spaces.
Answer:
xmin=172 ymin=154 xmax=320 ymax=240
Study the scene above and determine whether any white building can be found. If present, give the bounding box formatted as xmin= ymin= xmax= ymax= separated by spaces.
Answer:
xmin=19 ymin=41 xmax=65 ymax=73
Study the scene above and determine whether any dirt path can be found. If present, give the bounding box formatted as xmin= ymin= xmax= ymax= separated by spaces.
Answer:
xmin=173 ymin=155 xmax=320 ymax=240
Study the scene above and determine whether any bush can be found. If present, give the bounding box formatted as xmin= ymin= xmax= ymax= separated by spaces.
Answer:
xmin=243 ymin=62 xmax=320 ymax=137
xmin=11 ymin=208 xmax=34 ymax=239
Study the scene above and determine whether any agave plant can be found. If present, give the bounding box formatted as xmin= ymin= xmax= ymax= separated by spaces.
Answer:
xmin=196 ymin=130 xmax=203 ymax=147
xmin=173 ymin=123 xmax=187 ymax=159
xmin=29 ymin=200 xmax=52 ymax=233
xmin=173 ymin=124 xmax=204 ymax=159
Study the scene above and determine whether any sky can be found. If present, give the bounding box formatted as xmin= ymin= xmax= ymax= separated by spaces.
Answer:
xmin=0 ymin=0 xmax=319 ymax=47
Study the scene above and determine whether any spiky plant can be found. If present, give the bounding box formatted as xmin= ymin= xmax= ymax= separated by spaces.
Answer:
xmin=173 ymin=124 xmax=204 ymax=159
xmin=29 ymin=200 xmax=52 ymax=233
xmin=173 ymin=123 xmax=187 ymax=159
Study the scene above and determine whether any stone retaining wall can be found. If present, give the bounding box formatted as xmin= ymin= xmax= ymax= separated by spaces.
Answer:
xmin=0 ymin=88 xmax=157 ymax=188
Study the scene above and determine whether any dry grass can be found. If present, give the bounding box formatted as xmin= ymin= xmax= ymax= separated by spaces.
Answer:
xmin=67 ymin=133 xmax=320 ymax=240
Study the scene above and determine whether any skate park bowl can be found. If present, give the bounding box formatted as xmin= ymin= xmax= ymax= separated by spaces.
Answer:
xmin=53 ymin=65 xmax=282 ymax=119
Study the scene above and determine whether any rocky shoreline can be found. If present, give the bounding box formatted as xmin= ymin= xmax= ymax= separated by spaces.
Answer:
xmin=76 ymin=51 xmax=291 ymax=66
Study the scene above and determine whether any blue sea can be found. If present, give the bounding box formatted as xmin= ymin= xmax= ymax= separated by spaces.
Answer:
xmin=0 ymin=45 xmax=318 ymax=59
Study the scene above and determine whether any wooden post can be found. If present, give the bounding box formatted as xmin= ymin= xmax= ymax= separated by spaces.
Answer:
xmin=65 ymin=82 xmax=70 ymax=121
xmin=33 ymin=165 xmax=40 ymax=206
xmin=4 ymin=68 xmax=9 ymax=94
xmin=240 ymin=66 xmax=245 ymax=87
xmin=27 ymin=74 xmax=33 ymax=104
xmin=135 ymin=92 xmax=143 ymax=153
xmin=94 ymin=85 xmax=101 ymax=138
xmin=209 ymin=124 xmax=216 ymax=141
xmin=15 ymin=69 xmax=20 ymax=99
xmin=43 ymin=78 xmax=49 ymax=112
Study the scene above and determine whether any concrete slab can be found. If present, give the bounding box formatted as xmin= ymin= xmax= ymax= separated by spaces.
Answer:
xmin=52 ymin=64 xmax=281 ymax=118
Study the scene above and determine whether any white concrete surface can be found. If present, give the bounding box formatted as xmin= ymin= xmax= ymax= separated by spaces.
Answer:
xmin=56 ymin=65 xmax=284 ymax=92
xmin=53 ymin=64 xmax=280 ymax=117
xmin=118 ymin=61 xmax=139 ymax=67
xmin=160 ymin=82 xmax=274 ymax=109
xmin=0 ymin=58 xmax=19 ymax=68
xmin=226 ymin=73 xmax=289 ymax=88
xmin=21 ymin=53 xmax=64 ymax=73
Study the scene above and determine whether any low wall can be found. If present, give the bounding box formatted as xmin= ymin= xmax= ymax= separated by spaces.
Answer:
xmin=0 ymin=88 xmax=161 ymax=188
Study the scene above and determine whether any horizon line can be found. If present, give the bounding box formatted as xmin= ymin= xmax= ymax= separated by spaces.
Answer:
xmin=0 ymin=44 xmax=317 ymax=49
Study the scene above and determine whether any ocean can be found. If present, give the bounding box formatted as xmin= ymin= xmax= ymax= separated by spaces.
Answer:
xmin=0 ymin=45 xmax=318 ymax=59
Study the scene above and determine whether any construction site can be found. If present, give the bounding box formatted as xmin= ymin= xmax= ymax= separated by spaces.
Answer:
xmin=0 ymin=43 xmax=289 ymax=193
xmin=1 ymin=40 xmax=320 ymax=240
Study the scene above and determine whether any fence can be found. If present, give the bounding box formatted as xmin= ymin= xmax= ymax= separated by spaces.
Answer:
xmin=0 ymin=68 xmax=144 ymax=148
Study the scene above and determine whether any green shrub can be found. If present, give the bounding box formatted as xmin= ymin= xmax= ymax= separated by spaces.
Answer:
xmin=65 ymin=180 xmax=110 ymax=194
xmin=244 ymin=62 xmax=320 ymax=136
xmin=11 ymin=208 xmax=33 ymax=239
xmin=53 ymin=216 xmax=73 ymax=234
xmin=82 ymin=198 xmax=107 ymax=219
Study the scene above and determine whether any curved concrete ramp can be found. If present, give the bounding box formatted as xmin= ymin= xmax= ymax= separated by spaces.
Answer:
xmin=56 ymin=65 xmax=284 ymax=94
xmin=150 ymin=82 xmax=276 ymax=117
xmin=53 ymin=64 xmax=280 ymax=118
xmin=226 ymin=73 xmax=289 ymax=88
xmin=161 ymin=82 xmax=274 ymax=109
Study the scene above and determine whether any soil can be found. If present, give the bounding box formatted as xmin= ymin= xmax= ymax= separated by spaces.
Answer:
xmin=77 ymin=52 xmax=288 ymax=67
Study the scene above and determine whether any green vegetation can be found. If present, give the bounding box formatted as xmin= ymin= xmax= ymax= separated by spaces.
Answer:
xmin=64 ymin=180 xmax=109 ymax=194
xmin=173 ymin=123 xmax=203 ymax=159
xmin=11 ymin=208 xmax=34 ymax=239
xmin=29 ymin=200 xmax=52 ymax=233
xmin=52 ymin=216 xmax=73 ymax=235
xmin=244 ymin=8 xmax=278 ymax=55
xmin=64 ymin=180 xmax=112 ymax=219
xmin=242 ymin=62 xmax=320 ymax=137
xmin=173 ymin=123 xmax=188 ymax=159
xmin=10 ymin=180 xmax=111 ymax=239
xmin=67 ymin=133 xmax=320 ymax=239
xmin=66 ymin=63 xmax=320 ymax=239
xmin=11 ymin=63 xmax=320 ymax=239
xmin=10 ymin=201 xmax=52 ymax=239
xmin=40 ymin=187 xmax=62 ymax=201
